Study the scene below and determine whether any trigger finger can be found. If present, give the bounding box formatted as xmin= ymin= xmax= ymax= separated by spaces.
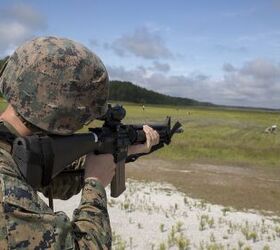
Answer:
xmin=146 ymin=134 xmax=151 ymax=149
xmin=150 ymin=131 xmax=157 ymax=144
xmin=154 ymin=131 xmax=160 ymax=144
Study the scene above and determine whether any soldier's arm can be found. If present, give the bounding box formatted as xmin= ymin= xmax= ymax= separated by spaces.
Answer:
xmin=0 ymin=127 xmax=160 ymax=249
xmin=40 ymin=125 xmax=159 ymax=201
xmin=0 ymin=149 xmax=112 ymax=249
xmin=71 ymin=126 xmax=159 ymax=249
xmin=39 ymin=157 xmax=86 ymax=200
xmin=72 ymin=178 xmax=112 ymax=249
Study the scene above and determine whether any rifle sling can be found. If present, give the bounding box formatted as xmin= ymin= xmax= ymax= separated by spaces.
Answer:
xmin=40 ymin=137 xmax=55 ymax=187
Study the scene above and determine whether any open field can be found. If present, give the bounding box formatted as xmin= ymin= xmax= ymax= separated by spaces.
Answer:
xmin=92 ymin=103 xmax=280 ymax=214
xmin=2 ymin=99 xmax=280 ymax=247
xmin=46 ymin=179 xmax=280 ymax=250
xmin=1 ymin=101 xmax=280 ymax=212
xmin=1 ymin=99 xmax=279 ymax=169
xmin=88 ymin=103 xmax=280 ymax=214
xmin=114 ymin=103 xmax=280 ymax=168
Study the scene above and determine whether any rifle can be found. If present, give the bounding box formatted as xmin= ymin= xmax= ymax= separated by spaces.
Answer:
xmin=12 ymin=104 xmax=183 ymax=198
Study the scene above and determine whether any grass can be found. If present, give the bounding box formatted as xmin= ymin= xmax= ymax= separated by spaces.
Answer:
xmin=107 ymin=179 xmax=280 ymax=250
xmin=1 ymin=99 xmax=279 ymax=168
xmin=2 ymin=100 xmax=279 ymax=211
xmin=109 ymin=103 xmax=280 ymax=168
xmin=114 ymin=103 xmax=280 ymax=213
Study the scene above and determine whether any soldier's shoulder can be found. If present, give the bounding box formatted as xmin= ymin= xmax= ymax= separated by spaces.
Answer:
xmin=0 ymin=147 xmax=21 ymax=178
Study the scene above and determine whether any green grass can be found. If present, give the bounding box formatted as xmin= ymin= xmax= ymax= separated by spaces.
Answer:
xmin=1 ymin=100 xmax=279 ymax=168
xmin=106 ymin=103 xmax=280 ymax=168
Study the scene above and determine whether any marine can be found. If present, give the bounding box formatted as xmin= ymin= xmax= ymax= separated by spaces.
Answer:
xmin=0 ymin=36 xmax=159 ymax=249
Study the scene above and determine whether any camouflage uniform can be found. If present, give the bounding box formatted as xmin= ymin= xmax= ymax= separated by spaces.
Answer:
xmin=0 ymin=37 xmax=112 ymax=249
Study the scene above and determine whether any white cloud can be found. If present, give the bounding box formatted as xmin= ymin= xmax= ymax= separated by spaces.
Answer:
xmin=240 ymin=58 xmax=280 ymax=80
xmin=108 ymin=26 xmax=173 ymax=60
xmin=108 ymin=58 xmax=280 ymax=109
xmin=0 ymin=4 xmax=47 ymax=56
xmin=150 ymin=61 xmax=171 ymax=72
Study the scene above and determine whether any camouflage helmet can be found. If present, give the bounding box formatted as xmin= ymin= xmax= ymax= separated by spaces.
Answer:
xmin=0 ymin=36 xmax=109 ymax=135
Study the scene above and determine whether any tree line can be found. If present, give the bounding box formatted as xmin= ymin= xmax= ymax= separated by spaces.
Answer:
xmin=109 ymin=80 xmax=213 ymax=106
xmin=0 ymin=56 xmax=212 ymax=106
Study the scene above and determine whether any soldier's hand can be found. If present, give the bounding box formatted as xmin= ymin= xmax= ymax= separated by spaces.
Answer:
xmin=84 ymin=153 xmax=116 ymax=188
xmin=128 ymin=125 xmax=160 ymax=155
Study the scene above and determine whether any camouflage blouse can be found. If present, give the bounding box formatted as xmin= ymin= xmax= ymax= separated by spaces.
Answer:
xmin=0 ymin=145 xmax=112 ymax=249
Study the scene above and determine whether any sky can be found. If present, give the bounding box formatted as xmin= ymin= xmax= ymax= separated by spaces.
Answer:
xmin=0 ymin=0 xmax=280 ymax=108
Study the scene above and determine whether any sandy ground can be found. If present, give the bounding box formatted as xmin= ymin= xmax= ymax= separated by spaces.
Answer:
xmin=41 ymin=179 xmax=280 ymax=250
xmin=126 ymin=158 xmax=280 ymax=215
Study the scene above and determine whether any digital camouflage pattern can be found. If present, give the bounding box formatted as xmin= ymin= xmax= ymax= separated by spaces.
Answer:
xmin=0 ymin=37 xmax=112 ymax=249
xmin=39 ymin=156 xmax=86 ymax=200
xmin=0 ymin=36 xmax=109 ymax=135
xmin=0 ymin=146 xmax=112 ymax=249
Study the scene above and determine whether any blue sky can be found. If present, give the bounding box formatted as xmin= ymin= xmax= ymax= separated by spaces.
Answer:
xmin=0 ymin=0 xmax=280 ymax=108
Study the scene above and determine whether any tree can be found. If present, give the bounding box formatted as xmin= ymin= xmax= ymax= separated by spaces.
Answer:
xmin=108 ymin=80 xmax=211 ymax=106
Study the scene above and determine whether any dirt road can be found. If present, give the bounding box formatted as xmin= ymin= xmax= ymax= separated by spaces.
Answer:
xmin=127 ymin=158 xmax=280 ymax=215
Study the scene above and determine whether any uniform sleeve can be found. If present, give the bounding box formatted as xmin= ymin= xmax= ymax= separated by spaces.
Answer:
xmin=39 ymin=156 xmax=86 ymax=200
xmin=72 ymin=178 xmax=112 ymax=249
xmin=0 ymin=171 xmax=112 ymax=250
xmin=39 ymin=170 xmax=84 ymax=200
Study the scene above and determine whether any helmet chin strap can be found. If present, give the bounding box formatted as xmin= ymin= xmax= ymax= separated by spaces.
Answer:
xmin=2 ymin=121 xmax=21 ymax=137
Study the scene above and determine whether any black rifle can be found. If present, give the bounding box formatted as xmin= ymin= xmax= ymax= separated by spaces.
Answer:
xmin=12 ymin=104 xmax=182 ymax=198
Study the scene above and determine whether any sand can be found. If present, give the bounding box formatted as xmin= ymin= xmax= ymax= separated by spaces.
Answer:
xmin=41 ymin=179 xmax=280 ymax=250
